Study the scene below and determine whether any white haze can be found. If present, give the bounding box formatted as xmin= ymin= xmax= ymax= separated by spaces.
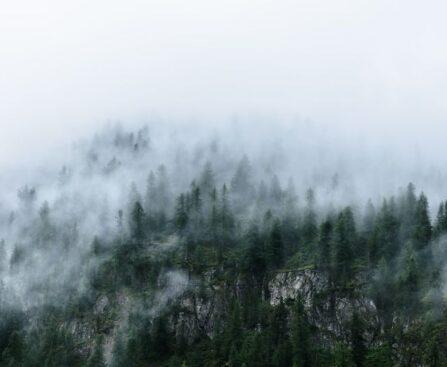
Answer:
xmin=1 ymin=0 xmax=447 ymax=170
xmin=2 ymin=0 xmax=447 ymax=312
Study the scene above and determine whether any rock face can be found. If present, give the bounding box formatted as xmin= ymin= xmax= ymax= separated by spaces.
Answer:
xmin=164 ymin=268 xmax=380 ymax=346
xmin=268 ymin=269 xmax=379 ymax=343
xmin=70 ymin=268 xmax=380 ymax=358
xmin=269 ymin=269 xmax=328 ymax=307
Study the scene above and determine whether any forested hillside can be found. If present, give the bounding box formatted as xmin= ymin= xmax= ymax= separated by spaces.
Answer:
xmin=1 ymin=125 xmax=447 ymax=366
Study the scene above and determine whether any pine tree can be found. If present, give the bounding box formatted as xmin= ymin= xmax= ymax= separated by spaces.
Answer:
xmin=269 ymin=175 xmax=283 ymax=208
xmin=399 ymin=183 xmax=417 ymax=241
xmin=413 ymin=193 xmax=432 ymax=250
xmin=220 ymin=184 xmax=234 ymax=251
xmin=350 ymin=312 xmax=366 ymax=367
xmin=231 ymin=156 xmax=254 ymax=213
xmin=175 ymin=194 xmax=188 ymax=233
xmin=398 ymin=244 xmax=420 ymax=318
xmin=302 ymin=188 xmax=318 ymax=246
xmin=130 ymin=201 xmax=145 ymax=241
xmin=317 ymin=219 xmax=333 ymax=278
xmin=1 ymin=331 xmax=23 ymax=366
xmin=333 ymin=343 xmax=355 ymax=367
xmin=433 ymin=201 xmax=445 ymax=238
xmin=266 ymin=220 xmax=284 ymax=269
xmin=363 ymin=199 xmax=376 ymax=235
xmin=244 ymin=224 xmax=267 ymax=289
xmin=333 ymin=207 xmax=356 ymax=285
xmin=199 ymin=161 xmax=216 ymax=199
xmin=291 ymin=297 xmax=311 ymax=367
xmin=375 ymin=199 xmax=399 ymax=261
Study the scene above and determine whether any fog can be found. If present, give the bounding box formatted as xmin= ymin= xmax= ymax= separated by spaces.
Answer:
xmin=2 ymin=4 xmax=447 ymax=364
xmin=1 ymin=0 xmax=447 ymax=170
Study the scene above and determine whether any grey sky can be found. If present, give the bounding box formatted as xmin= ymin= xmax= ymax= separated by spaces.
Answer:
xmin=1 ymin=0 xmax=447 ymax=168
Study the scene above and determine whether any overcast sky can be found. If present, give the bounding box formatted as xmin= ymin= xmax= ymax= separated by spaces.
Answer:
xmin=1 ymin=0 xmax=447 ymax=168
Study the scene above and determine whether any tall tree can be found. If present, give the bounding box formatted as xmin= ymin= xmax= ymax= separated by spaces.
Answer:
xmin=333 ymin=207 xmax=356 ymax=285
xmin=375 ymin=199 xmax=400 ymax=262
xmin=350 ymin=312 xmax=366 ymax=367
xmin=399 ymin=183 xmax=417 ymax=242
xmin=413 ymin=193 xmax=432 ymax=250
xmin=266 ymin=220 xmax=284 ymax=269
xmin=231 ymin=156 xmax=254 ymax=213
xmin=199 ymin=161 xmax=216 ymax=199
xmin=318 ymin=219 xmax=333 ymax=273
xmin=302 ymin=188 xmax=318 ymax=246
xmin=174 ymin=194 xmax=188 ymax=233
xmin=130 ymin=201 xmax=145 ymax=241
xmin=291 ymin=297 xmax=312 ymax=367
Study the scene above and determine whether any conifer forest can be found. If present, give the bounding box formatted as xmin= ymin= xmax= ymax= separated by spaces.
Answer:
xmin=2 ymin=1 xmax=447 ymax=365
xmin=1 ymin=125 xmax=447 ymax=366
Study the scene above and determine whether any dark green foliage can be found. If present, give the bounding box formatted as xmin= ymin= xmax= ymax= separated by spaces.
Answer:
xmin=231 ymin=156 xmax=254 ymax=213
xmin=243 ymin=224 xmax=267 ymax=290
xmin=291 ymin=297 xmax=312 ymax=367
xmin=175 ymin=193 xmax=189 ymax=232
xmin=413 ymin=193 xmax=432 ymax=250
xmin=333 ymin=343 xmax=354 ymax=367
xmin=333 ymin=207 xmax=356 ymax=285
xmin=25 ymin=321 xmax=82 ymax=367
xmin=374 ymin=199 xmax=399 ymax=262
xmin=318 ymin=219 xmax=333 ymax=273
xmin=364 ymin=344 xmax=393 ymax=367
xmin=266 ymin=220 xmax=284 ymax=269
xmin=302 ymin=188 xmax=318 ymax=246
xmin=130 ymin=201 xmax=145 ymax=240
xmin=350 ymin=312 xmax=366 ymax=367
xmin=5 ymin=142 xmax=447 ymax=367
xmin=1 ymin=331 xmax=24 ymax=366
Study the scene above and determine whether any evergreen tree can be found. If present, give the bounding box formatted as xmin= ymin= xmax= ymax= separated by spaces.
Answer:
xmin=302 ymin=188 xmax=318 ymax=246
xmin=231 ymin=156 xmax=254 ymax=213
xmin=175 ymin=194 xmax=189 ymax=233
xmin=266 ymin=220 xmax=284 ymax=269
xmin=369 ymin=258 xmax=395 ymax=329
xmin=375 ymin=199 xmax=399 ymax=262
xmin=333 ymin=207 xmax=356 ymax=285
xmin=130 ymin=201 xmax=145 ymax=241
xmin=291 ymin=297 xmax=311 ymax=367
xmin=413 ymin=193 xmax=432 ymax=250
xmin=333 ymin=343 xmax=355 ymax=367
xmin=199 ymin=161 xmax=216 ymax=199
xmin=362 ymin=199 xmax=376 ymax=235
xmin=244 ymin=224 xmax=267 ymax=289
xmin=399 ymin=183 xmax=417 ymax=242
xmin=219 ymin=184 xmax=234 ymax=253
xmin=318 ymin=219 xmax=333 ymax=273
xmin=350 ymin=312 xmax=366 ymax=367
xmin=398 ymin=244 xmax=420 ymax=318
xmin=269 ymin=175 xmax=283 ymax=209
xmin=433 ymin=201 xmax=445 ymax=238
xmin=1 ymin=331 xmax=23 ymax=367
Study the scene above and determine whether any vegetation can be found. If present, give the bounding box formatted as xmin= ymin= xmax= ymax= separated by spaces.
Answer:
xmin=0 ymin=127 xmax=447 ymax=366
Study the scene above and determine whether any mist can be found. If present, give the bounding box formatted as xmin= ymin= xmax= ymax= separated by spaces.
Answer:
xmin=2 ymin=1 xmax=447 ymax=365
xmin=2 ymin=0 xmax=447 ymax=168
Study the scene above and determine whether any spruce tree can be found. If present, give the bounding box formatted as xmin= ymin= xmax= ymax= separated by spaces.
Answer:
xmin=413 ymin=193 xmax=432 ymax=250
xmin=291 ymin=297 xmax=311 ymax=367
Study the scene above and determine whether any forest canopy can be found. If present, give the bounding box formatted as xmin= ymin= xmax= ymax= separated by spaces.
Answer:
xmin=0 ymin=125 xmax=446 ymax=366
